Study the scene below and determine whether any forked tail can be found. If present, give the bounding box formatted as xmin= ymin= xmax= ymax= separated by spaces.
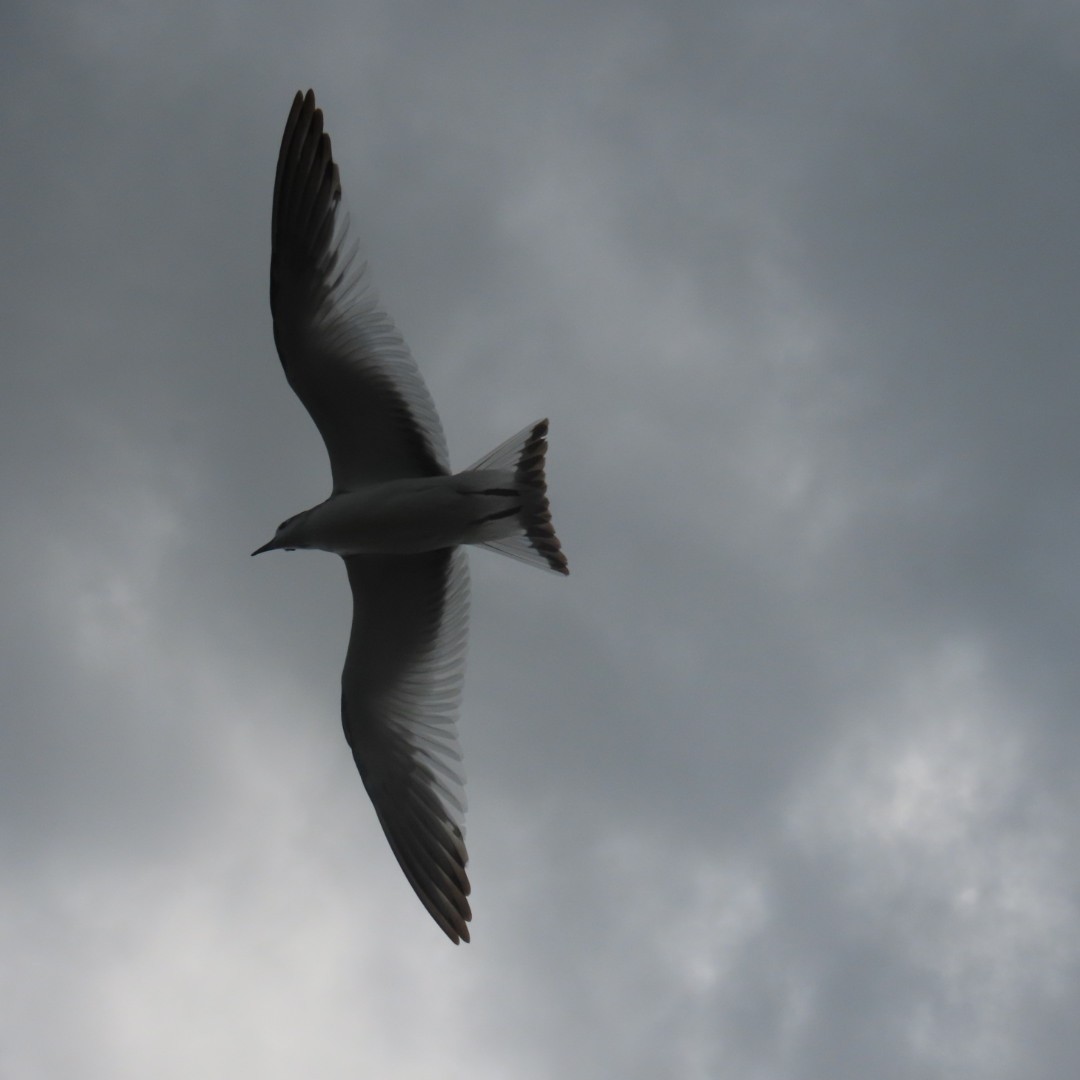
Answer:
xmin=463 ymin=419 xmax=569 ymax=575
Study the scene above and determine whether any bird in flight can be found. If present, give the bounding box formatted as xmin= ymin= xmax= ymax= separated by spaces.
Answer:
xmin=253 ymin=90 xmax=568 ymax=943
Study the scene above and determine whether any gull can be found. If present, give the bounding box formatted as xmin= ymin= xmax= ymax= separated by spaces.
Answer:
xmin=253 ymin=90 xmax=568 ymax=944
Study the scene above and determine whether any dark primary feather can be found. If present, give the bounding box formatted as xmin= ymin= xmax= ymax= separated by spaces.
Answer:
xmin=341 ymin=549 xmax=472 ymax=943
xmin=271 ymin=90 xmax=450 ymax=490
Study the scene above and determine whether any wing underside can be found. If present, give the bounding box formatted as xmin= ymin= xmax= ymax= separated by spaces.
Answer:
xmin=271 ymin=90 xmax=450 ymax=489
xmin=341 ymin=549 xmax=472 ymax=942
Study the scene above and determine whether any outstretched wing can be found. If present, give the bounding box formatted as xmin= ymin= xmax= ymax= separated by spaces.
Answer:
xmin=341 ymin=549 xmax=472 ymax=943
xmin=271 ymin=89 xmax=450 ymax=490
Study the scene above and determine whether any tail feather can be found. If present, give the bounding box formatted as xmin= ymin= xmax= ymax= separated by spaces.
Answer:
xmin=464 ymin=419 xmax=569 ymax=575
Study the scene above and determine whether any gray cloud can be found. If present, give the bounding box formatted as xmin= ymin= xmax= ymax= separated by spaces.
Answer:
xmin=3 ymin=1 xmax=1078 ymax=1077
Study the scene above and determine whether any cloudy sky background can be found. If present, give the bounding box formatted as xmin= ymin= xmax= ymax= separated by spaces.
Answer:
xmin=4 ymin=1 xmax=1080 ymax=1076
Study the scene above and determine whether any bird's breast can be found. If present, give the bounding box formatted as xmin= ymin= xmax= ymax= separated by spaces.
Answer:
xmin=300 ymin=477 xmax=478 ymax=556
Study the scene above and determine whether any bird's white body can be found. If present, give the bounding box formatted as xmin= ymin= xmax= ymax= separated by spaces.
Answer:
xmin=267 ymin=470 xmax=532 ymax=556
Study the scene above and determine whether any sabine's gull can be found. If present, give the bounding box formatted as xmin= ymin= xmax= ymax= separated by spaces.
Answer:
xmin=253 ymin=90 xmax=568 ymax=943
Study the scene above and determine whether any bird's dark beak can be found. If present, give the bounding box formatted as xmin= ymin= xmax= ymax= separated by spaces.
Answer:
xmin=251 ymin=538 xmax=279 ymax=556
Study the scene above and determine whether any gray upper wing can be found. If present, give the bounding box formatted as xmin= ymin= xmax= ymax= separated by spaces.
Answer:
xmin=271 ymin=90 xmax=450 ymax=490
xmin=341 ymin=549 xmax=472 ymax=943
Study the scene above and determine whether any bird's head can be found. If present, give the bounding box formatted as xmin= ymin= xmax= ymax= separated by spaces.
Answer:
xmin=251 ymin=510 xmax=311 ymax=556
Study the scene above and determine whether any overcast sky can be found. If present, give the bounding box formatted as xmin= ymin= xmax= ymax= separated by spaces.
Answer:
xmin=3 ymin=1 xmax=1080 ymax=1077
